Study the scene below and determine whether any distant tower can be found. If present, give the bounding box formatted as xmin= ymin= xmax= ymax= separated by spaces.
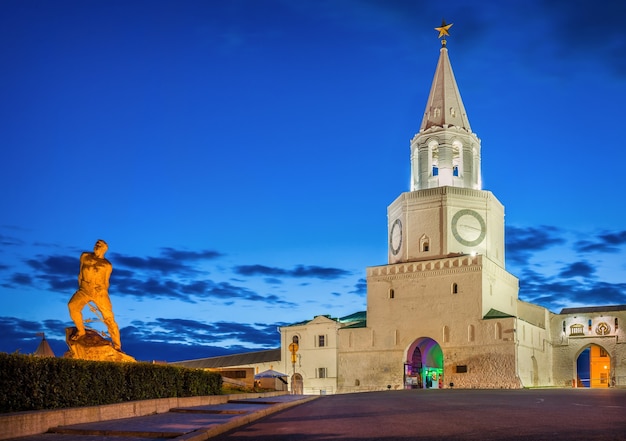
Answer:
xmin=33 ymin=332 xmax=55 ymax=357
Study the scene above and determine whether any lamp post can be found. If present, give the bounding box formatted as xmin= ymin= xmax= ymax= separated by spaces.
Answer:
xmin=288 ymin=342 xmax=299 ymax=393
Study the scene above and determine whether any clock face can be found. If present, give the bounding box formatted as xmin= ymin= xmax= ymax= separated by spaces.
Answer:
xmin=451 ymin=209 xmax=486 ymax=247
xmin=390 ymin=219 xmax=402 ymax=255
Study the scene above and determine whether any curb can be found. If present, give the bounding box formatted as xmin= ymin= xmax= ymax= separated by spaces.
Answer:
xmin=177 ymin=396 xmax=320 ymax=441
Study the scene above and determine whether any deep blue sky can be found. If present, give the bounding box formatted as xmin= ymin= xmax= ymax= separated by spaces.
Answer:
xmin=1 ymin=0 xmax=625 ymax=362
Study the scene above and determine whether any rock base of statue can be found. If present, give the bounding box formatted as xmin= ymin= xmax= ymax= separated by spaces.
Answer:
xmin=65 ymin=327 xmax=136 ymax=362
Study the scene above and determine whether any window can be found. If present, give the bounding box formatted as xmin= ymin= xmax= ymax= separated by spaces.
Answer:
xmin=616 ymin=318 xmax=619 ymax=330
xmin=317 ymin=367 xmax=327 ymax=378
xmin=600 ymin=373 xmax=608 ymax=384
xmin=318 ymin=335 xmax=326 ymax=347
xmin=292 ymin=335 xmax=299 ymax=345
xmin=452 ymin=283 xmax=458 ymax=294
xmin=429 ymin=141 xmax=439 ymax=179
xmin=468 ymin=325 xmax=475 ymax=342
xmin=600 ymin=348 xmax=608 ymax=357
xmin=420 ymin=234 xmax=430 ymax=252
xmin=456 ymin=365 xmax=467 ymax=373
xmin=389 ymin=289 xmax=395 ymax=299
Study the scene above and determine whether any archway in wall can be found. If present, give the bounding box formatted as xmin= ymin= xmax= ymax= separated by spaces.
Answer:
xmin=576 ymin=344 xmax=611 ymax=388
xmin=404 ymin=337 xmax=443 ymax=389
xmin=291 ymin=373 xmax=303 ymax=395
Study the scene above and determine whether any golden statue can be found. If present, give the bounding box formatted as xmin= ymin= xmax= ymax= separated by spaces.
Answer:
xmin=68 ymin=239 xmax=122 ymax=350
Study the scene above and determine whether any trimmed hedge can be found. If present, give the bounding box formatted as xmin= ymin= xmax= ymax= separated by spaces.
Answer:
xmin=0 ymin=353 xmax=222 ymax=413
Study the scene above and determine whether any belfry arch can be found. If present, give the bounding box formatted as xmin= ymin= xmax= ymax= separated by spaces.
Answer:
xmin=575 ymin=343 xmax=612 ymax=388
xmin=404 ymin=337 xmax=444 ymax=389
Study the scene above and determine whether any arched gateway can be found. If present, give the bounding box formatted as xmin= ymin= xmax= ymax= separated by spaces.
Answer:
xmin=576 ymin=344 xmax=611 ymax=388
xmin=404 ymin=337 xmax=443 ymax=389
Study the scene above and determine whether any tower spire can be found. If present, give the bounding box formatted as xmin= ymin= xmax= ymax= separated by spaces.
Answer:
xmin=409 ymin=21 xmax=482 ymax=191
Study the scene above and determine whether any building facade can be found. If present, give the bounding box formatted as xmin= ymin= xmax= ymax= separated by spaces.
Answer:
xmin=176 ymin=33 xmax=626 ymax=393
xmin=278 ymin=36 xmax=626 ymax=393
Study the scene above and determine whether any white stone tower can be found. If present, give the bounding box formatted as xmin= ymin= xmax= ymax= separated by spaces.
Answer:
xmin=338 ymin=22 xmax=528 ymax=391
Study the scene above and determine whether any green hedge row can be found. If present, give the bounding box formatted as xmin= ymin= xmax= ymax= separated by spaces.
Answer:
xmin=0 ymin=353 xmax=222 ymax=413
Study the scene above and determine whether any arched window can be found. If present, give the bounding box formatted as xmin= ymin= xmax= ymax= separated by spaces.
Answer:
xmin=452 ymin=283 xmax=458 ymax=294
xmin=429 ymin=141 xmax=439 ymax=178
xmin=495 ymin=322 xmax=502 ymax=340
xmin=420 ymin=234 xmax=430 ymax=252
xmin=292 ymin=335 xmax=299 ymax=345
xmin=452 ymin=140 xmax=462 ymax=178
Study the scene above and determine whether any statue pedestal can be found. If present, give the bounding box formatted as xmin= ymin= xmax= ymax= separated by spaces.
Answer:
xmin=65 ymin=327 xmax=136 ymax=362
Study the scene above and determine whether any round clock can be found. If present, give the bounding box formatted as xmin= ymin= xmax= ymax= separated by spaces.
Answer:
xmin=451 ymin=209 xmax=486 ymax=247
xmin=390 ymin=219 xmax=402 ymax=255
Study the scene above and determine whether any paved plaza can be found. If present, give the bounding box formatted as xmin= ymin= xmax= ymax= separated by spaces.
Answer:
xmin=213 ymin=389 xmax=626 ymax=441
xmin=5 ymin=389 xmax=626 ymax=441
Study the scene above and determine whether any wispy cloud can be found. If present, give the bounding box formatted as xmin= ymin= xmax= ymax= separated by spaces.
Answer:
xmin=351 ymin=278 xmax=367 ymax=297
xmin=518 ymin=267 xmax=626 ymax=313
xmin=234 ymin=264 xmax=351 ymax=280
xmin=506 ymin=225 xmax=626 ymax=311
xmin=122 ymin=318 xmax=283 ymax=361
xmin=0 ymin=317 xmax=68 ymax=357
xmin=506 ymin=225 xmax=566 ymax=265
xmin=0 ymin=315 xmax=284 ymax=362
xmin=1 ymin=245 xmax=297 ymax=308
xmin=576 ymin=230 xmax=626 ymax=254
xmin=110 ymin=247 xmax=222 ymax=275
xmin=0 ymin=233 xmax=24 ymax=247
xmin=558 ymin=261 xmax=595 ymax=279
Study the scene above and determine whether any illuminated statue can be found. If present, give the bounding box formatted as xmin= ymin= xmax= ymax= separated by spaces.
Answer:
xmin=68 ymin=239 xmax=122 ymax=350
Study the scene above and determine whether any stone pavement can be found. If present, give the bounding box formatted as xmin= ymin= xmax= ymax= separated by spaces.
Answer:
xmin=6 ymin=395 xmax=318 ymax=441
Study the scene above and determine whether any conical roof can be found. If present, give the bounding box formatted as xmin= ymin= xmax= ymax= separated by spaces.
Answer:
xmin=419 ymin=46 xmax=471 ymax=132
xmin=33 ymin=335 xmax=55 ymax=357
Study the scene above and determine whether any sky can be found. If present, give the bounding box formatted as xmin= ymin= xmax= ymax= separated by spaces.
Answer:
xmin=1 ymin=0 xmax=625 ymax=363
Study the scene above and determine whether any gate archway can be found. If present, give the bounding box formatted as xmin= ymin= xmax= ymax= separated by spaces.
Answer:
xmin=576 ymin=344 xmax=611 ymax=388
xmin=404 ymin=337 xmax=443 ymax=389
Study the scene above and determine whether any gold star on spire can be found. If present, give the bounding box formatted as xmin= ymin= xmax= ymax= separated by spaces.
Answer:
xmin=435 ymin=19 xmax=453 ymax=45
